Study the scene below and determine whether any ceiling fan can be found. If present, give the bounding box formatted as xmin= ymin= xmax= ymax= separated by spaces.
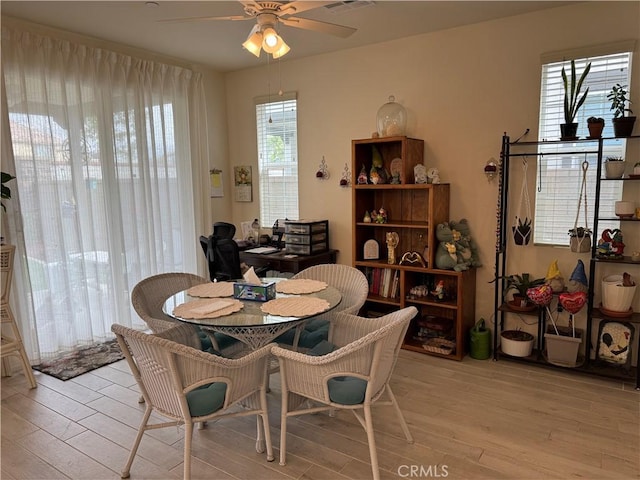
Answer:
xmin=159 ymin=1 xmax=357 ymax=59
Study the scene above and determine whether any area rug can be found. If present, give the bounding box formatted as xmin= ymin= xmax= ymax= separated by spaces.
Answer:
xmin=33 ymin=339 xmax=124 ymax=381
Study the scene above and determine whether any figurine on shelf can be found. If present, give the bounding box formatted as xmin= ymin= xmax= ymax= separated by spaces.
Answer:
xmin=567 ymin=259 xmax=588 ymax=293
xmin=545 ymin=259 xmax=565 ymax=293
xmin=390 ymin=171 xmax=401 ymax=184
xmin=374 ymin=206 xmax=387 ymax=224
xmin=597 ymin=228 xmax=625 ymax=258
xmin=357 ymin=165 xmax=368 ymax=184
xmin=363 ymin=210 xmax=372 ymax=223
xmin=386 ymin=231 xmax=399 ymax=264
xmin=431 ymin=280 xmax=445 ymax=301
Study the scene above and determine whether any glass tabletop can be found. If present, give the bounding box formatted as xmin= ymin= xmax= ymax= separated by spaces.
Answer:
xmin=163 ymin=278 xmax=342 ymax=329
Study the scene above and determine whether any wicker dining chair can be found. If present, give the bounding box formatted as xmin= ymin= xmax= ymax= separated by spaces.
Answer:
xmin=112 ymin=323 xmax=274 ymax=479
xmin=276 ymin=264 xmax=369 ymax=350
xmin=130 ymin=272 xmax=241 ymax=355
xmin=271 ymin=306 xmax=417 ymax=480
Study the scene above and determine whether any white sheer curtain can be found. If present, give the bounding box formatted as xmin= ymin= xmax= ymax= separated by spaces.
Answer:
xmin=1 ymin=24 xmax=209 ymax=361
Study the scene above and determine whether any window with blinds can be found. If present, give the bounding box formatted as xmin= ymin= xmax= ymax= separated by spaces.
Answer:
xmin=255 ymin=93 xmax=299 ymax=227
xmin=534 ymin=51 xmax=631 ymax=245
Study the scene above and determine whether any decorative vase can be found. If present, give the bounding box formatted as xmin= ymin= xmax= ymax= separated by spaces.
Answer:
xmin=376 ymin=95 xmax=406 ymax=137
xmin=605 ymin=161 xmax=626 ymax=179
xmin=612 ymin=116 xmax=636 ymax=138
xmin=615 ymin=201 xmax=635 ymax=218
xmin=560 ymin=123 xmax=578 ymax=140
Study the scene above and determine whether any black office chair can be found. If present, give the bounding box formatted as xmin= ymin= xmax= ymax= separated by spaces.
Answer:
xmin=200 ymin=233 xmax=243 ymax=282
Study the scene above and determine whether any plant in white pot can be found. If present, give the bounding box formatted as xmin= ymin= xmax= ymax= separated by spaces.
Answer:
xmin=500 ymin=329 xmax=535 ymax=358
xmin=560 ymin=60 xmax=591 ymax=140
xmin=601 ymin=272 xmax=637 ymax=315
xmin=604 ymin=156 xmax=626 ymax=179
xmin=607 ymin=83 xmax=636 ymax=138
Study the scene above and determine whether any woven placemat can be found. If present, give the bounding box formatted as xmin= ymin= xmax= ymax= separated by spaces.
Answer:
xmin=187 ymin=282 xmax=234 ymax=298
xmin=173 ymin=298 xmax=243 ymax=319
xmin=261 ymin=296 xmax=330 ymax=317
xmin=275 ymin=279 xmax=328 ymax=294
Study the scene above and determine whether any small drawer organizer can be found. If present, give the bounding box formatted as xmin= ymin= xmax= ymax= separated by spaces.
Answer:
xmin=285 ymin=220 xmax=329 ymax=255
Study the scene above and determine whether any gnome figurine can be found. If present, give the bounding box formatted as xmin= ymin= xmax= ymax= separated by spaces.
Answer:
xmin=567 ymin=259 xmax=589 ymax=293
xmin=546 ymin=259 xmax=565 ymax=293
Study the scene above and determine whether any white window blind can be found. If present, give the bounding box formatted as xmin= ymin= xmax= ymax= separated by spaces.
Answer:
xmin=534 ymin=51 xmax=631 ymax=245
xmin=255 ymin=93 xmax=299 ymax=227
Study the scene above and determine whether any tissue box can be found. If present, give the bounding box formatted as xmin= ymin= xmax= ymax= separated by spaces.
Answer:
xmin=233 ymin=281 xmax=276 ymax=302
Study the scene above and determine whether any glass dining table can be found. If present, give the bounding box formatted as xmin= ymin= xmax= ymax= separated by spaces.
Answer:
xmin=163 ymin=278 xmax=342 ymax=350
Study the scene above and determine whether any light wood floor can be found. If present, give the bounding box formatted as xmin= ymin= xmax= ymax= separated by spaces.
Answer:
xmin=2 ymin=351 xmax=639 ymax=480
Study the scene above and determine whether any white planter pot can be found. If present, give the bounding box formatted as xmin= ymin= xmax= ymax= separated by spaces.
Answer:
xmin=545 ymin=328 xmax=583 ymax=367
xmin=605 ymin=161 xmax=626 ymax=179
xmin=602 ymin=275 xmax=637 ymax=312
xmin=500 ymin=331 xmax=534 ymax=357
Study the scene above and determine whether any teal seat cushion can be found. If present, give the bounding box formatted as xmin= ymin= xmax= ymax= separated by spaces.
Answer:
xmin=186 ymin=382 xmax=227 ymax=417
xmin=275 ymin=321 xmax=330 ymax=349
xmin=308 ymin=340 xmax=336 ymax=356
xmin=327 ymin=376 xmax=367 ymax=405
xmin=198 ymin=329 xmax=239 ymax=354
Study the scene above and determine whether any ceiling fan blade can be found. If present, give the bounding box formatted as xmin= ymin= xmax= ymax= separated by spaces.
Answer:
xmin=278 ymin=1 xmax=333 ymax=16
xmin=279 ymin=17 xmax=357 ymax=38
xmin=158 ymin=15 xmax=251 ymax=23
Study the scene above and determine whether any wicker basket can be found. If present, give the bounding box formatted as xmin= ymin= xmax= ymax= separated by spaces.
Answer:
xmin=422 ymin=338 xmax=456 ymax=355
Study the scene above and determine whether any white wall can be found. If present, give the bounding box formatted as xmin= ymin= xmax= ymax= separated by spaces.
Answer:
xmin=222 ymin=1 xmax=640 ymax=323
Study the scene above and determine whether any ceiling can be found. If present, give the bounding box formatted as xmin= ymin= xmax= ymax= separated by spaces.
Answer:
xmin=1 ymin=1 xmax=574 ymax=72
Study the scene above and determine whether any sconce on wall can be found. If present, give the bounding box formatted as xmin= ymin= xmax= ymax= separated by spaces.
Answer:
xmin=340 ymin=163 xmax=351 ymax=187
xmin=316 ymin=156 xmax=329 ymax=180
xmin=484 ymin=158 xmax=498 ymax=182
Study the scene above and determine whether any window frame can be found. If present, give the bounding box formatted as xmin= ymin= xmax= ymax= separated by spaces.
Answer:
xmin=254 ymin=92 xmax=299 ymax=228
xmin=533 ymin=48 xmax=632 ymax=246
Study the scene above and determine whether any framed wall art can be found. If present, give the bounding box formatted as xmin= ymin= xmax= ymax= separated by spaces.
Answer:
xmin=234 ymin=166 xmax=252 ymax=202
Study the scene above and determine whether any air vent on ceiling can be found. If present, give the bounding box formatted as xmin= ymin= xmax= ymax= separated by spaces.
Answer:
xmin=324 ymin=1 xmax=376 ymax=14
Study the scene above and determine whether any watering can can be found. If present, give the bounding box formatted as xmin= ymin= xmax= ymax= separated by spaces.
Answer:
xmin=470 ymin=318 xmax=491 ymax=360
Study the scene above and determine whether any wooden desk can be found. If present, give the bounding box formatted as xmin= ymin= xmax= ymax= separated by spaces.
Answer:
xmin=239 ymin=249 xmax=338 ymax=275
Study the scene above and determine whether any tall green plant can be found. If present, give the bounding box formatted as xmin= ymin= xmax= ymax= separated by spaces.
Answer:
xmin=1 ymin=172 xmax=15 ymax=212
xmin=561 ymin=60 xmax=591 ymax=125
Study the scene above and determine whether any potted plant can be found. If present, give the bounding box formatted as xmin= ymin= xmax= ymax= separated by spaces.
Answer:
xmin=1 ymin=171 xmax=15 ymax=212
xmin=604 ymin=156 xmax=626 ymax=179
xmin=560 ymin=60 xmax=591 ymax=140
xmin=607 ymin=83 xmax=636 ymax=137
xmin=493 ymin=272 xmax=545 ymax=310
xmin=568 ymin=227 xmax=591 ymax=253
xmin=512 ymin=217 xmax=531 ymax=245
xmin=586 ymin=116 xmax=605 ymax=139
xmin=500 ymin=329 xmax=535 ymax=357
xmin=1 ymin=171 xmax=15 ymax=245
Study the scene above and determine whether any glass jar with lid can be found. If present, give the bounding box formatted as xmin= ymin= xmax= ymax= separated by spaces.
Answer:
xmin=376 ymin=95 xmax=407 ymax=137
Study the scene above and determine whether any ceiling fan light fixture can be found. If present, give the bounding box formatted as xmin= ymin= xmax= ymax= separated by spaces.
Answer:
xmin=272 ymin=40 xmax=290 ymax=59
xmin=242 ymin=26 xmax=263 ymax=57
xmin=261 ymin=27 xmax=283 ymax=53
